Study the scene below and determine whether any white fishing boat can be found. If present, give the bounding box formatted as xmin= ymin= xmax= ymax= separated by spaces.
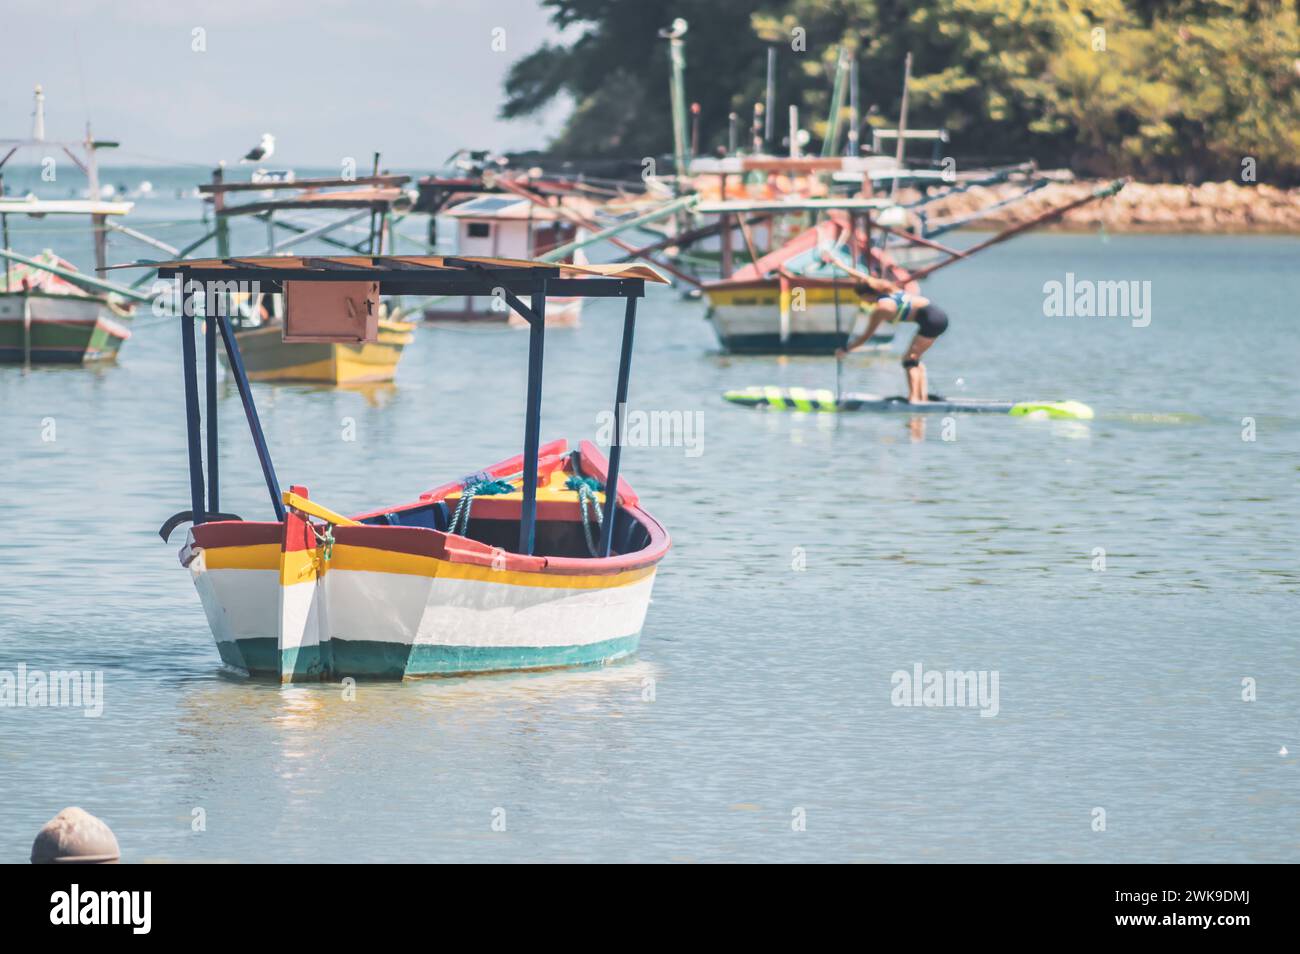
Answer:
xmin=118 ymin=253 xmax=671 ymax=681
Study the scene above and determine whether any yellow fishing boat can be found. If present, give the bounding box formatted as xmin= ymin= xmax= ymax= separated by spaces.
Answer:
xmin=230 ymin=314 xmax=414 ymax=384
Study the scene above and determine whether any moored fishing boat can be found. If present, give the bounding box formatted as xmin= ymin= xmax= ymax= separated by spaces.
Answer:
xmin=197 ymin=166 xmax=418 ymax=385
xmin=0 ymin=247 xmax=134 ymax=363
xmin=188 ymin=439 xmax=668 ymax=678
xmin=227 ymin=306 xmax=414 ymax=384
xmin=117 ymin=253 xmax=670 ymax=681
xmin=1 ymin=87 xmax=144 ymax=364
xmin=699 ymin=200 xmax=914 ymax=354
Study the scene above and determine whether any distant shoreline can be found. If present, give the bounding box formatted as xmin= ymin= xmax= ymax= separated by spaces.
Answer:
xmin=921 ymin=178 xmax=1300 ymax=234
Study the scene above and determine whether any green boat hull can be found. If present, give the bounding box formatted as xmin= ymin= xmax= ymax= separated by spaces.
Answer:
xmin=216 ymin=634 xmax=642 ymax=680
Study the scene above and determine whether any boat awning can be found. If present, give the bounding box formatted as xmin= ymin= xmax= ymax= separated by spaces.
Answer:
xmin=108 ymin=254 xmax=668 ymax=296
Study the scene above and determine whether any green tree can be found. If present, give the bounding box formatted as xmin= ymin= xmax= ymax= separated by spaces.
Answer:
xmin=503 ymin=0 xmax=1300 ymax=182
xmin=501 ymin=1 xmax=774 ymax=158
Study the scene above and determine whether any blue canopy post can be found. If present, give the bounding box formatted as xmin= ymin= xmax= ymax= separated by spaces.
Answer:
xmin=216 ymin=308 xmax=285 ymax=522
xmin=179 ymin=275 xmax=207 ymax=527
xmin=204 ymin=285 xmax=220 ymax=514
xmin=518 ymin=287 xmax=547 ymax=555
xmin=600 ymin=295 xmax=638 ymax=557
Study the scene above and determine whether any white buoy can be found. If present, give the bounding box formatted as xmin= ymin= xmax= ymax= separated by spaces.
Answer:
xmin=1281 ymin=746 xmax=1289 ymax=757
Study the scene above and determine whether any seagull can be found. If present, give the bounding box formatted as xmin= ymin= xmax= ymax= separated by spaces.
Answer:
xmin=241 ymin=133 xmax=275 ymax=163
xmin=659 ymin=18 xmax=688 ymax=40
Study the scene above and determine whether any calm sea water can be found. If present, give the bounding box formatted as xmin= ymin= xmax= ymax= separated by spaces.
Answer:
xmin=1 ymin=177 xmax=1297 ymax=862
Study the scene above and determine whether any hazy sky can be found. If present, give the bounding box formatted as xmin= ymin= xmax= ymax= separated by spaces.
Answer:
xmin=1 ymin=0 xmax=572 ymax=168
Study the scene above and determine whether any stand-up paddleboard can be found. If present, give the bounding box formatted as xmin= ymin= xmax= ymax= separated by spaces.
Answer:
xmin=723 ymin=387 xmax=1094 ymax=420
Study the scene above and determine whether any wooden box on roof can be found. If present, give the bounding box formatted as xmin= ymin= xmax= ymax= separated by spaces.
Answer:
xmin=282 ymin=280 xmax=379 ymax=343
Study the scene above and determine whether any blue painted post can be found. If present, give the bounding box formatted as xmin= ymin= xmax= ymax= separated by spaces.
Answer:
xmin=216 ymin=309 xmax=285 ymax=521
xmin=600 ymin=294 xmax=638 ymax=556
xmin=204 ymin=286 xmax=219 ymax=514
xmin=518 ymin=288 xmax=547 ymax=555
xmin=180 ymin=278 xmax=207 ymax=526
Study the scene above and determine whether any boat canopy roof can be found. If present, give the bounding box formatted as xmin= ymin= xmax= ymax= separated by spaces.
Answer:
xmin=110 ymin=254 xmax=667 ymax=296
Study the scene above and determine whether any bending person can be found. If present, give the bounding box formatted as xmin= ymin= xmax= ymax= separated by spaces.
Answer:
xmin=837 ymin=276 xmax=948 ymax=404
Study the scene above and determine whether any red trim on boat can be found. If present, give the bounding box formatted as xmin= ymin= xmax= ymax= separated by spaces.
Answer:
xmin=576 ymin=441 xmax=637 ymax=508
xmin=191 ymin=521 xmax=282 ymax=548
xmin=332 ymin=523 xmax=448 ymax=559
xmin=427 ymin=438 xmax=569 ymax=499
xmin=186 ymin=439 xmax=670 ymax=577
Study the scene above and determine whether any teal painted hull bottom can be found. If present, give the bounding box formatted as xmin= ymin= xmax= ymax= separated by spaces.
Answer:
xmin=216 ymin=634 xmax=642 ymax=680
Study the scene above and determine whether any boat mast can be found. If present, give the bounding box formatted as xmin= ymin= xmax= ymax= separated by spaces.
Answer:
xmin=822 ymin=47 xmax=850 ymax=158
xmin=891 ymin=52 xmax=913 ymax=199
xmin=847 ymin=53 xmax=860 ymax=159
xmin=31 ymin=84 xmax=46 ymax=140
xmin=764 ymin=46 xmax=776 ymax=146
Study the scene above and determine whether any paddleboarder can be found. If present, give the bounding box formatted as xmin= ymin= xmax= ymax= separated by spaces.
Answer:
xmin=836 ymin=276 xmax=948 ymax=404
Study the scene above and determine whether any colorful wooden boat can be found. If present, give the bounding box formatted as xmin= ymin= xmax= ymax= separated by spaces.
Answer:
xmin=118 ymin=253 xmax=670 ymax=681
xmin=186 ymin=439 xmax=668 ymax=678
xmin=700 ymin=203 xmax=914 ymax=355
xmin=0 ymin=251 xmax=133 ymax=363
xmin=1 ymin=88 xmax=144 ymax=364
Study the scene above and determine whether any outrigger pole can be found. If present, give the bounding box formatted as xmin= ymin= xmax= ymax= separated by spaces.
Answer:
xmin=902 ymin=178 xmax=1128 ymax=282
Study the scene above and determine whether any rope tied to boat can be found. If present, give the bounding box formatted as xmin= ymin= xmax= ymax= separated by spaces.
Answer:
xmin=309 ymin=522 xmax=335 ymax=561
xmin=565 ymin=475 xmax=604 ymax=556
xmin=446 ymin=478 xmax=516 ymax=536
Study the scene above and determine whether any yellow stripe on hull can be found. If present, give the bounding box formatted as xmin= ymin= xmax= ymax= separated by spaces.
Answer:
xmin=202 ymin=543 xmax=282 ymax=571
xmin=704 ymin=285 xmax=866 ymax=309
xmin=201 ymin=540 xmax=655 ymax=590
